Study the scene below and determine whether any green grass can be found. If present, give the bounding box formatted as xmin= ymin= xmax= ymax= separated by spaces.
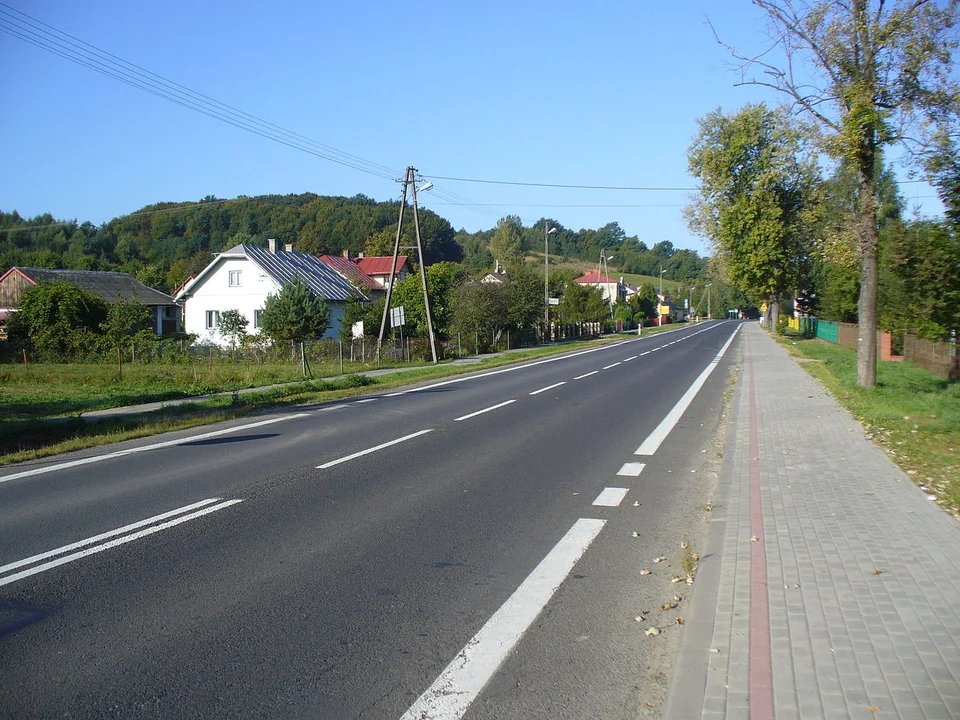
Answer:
xmin=779 ymin=335 xmax=960 ymax=516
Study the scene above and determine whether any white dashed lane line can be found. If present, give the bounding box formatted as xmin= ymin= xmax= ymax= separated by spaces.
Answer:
xmin=592 ymin=487 xmax=630 ymax=507
xmin=574 ymin=371 xmax=599 ymax=380
xmin=617 ymin=462 xmax=646 ymax=476
xmin=530 ymin=382 xmax=567 ymax=396
xmin=454 ymin=400 xmax=516 ymax=422
xmin=317 ymin=429 xmax=434 ymax=468
xmin=602 ymin=362 xmax=622 ymax=370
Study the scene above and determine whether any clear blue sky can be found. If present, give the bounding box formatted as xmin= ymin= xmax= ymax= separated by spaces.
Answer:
xmin=0 ymin=0 xmax=945 ymax=255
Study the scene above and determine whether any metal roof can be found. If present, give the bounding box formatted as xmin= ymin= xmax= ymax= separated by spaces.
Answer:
xmin=243 ymin=245 xmax=361 ymax=301
xmin=11 ymin=267 xmax=176 ymax=306
xmin=357 ymin=256 xmax=408 ymax=277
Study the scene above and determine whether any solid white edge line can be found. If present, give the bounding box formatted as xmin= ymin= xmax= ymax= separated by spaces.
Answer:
xmin=316 ymin=429 xmax=434 ymax=468
xmin=529 ymin=381 xmax=566 ymax=396
xmin=635 ymin=325 xmax=741 ymax=456
xmin=0 ymin=413 xmax=311 ymax=484
xmin=592 ymin=487 xmax=630 ymax=507
xmin=617 ymin=462 xmax=647 ymax=477
xmin=0 ymin=500 xmax=244 ymax=587
xmin=400 ymin=518 xmax=606 ymax=720
xmin=453 ymin=399 xmax=516 ymax=422
xmin=0 ymin=498 xmax=222 ymax=575
xmin=602 ymin=362 xmax=622 ymax=370
xmin=353 ymin=398 xmax=376 ymax=404
xmin=573 ymin=371 xmax=599 ymax=380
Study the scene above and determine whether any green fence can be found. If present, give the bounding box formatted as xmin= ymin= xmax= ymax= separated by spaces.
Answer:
xmin=815 ymin=319 xmax=838 ymax=343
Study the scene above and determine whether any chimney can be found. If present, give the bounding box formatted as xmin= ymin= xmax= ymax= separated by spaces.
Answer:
xmin=285 ymin=243 xmax=293 ymax=252
xmin=358 ymin=252 xmax=365 ymax=259
xmin=342 ymin=249 xmax=350 ymax=259
xmin=267 ymin=238 xmax=277 ymax=254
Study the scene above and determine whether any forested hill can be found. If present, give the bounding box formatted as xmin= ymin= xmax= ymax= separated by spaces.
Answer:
xmin=1 ymin=192 xmax=708 ymax=294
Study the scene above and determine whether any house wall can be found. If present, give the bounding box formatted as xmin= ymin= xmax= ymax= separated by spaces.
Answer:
xmin=184 ymin=258 xmax=345 ymax=346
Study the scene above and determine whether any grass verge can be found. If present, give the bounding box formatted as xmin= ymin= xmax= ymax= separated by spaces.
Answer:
xmin=1 ymin=331 xmax=675 ymax=465
xmin=777 ymin=335 xmax=960 ymax=517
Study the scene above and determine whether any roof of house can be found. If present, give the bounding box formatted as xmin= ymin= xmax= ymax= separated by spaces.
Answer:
xmin=176 ymin=245 xmax=362 ymax=302
xmin=357 ymin=256 xmax=408 ymax=277
xmin=4 ymin=267 xmax=176 ymax=306
xmin=317 ymin=255 xmax=382 ymax=292
xmin=574 ymin=270 xmax=618 ymax=285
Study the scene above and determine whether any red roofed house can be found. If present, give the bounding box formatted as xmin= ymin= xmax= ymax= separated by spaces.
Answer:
xmin=356 ymin=255 xmax=409 ymax=290
xmin=317 ymin=254 xmax=383 ymax=297
xmin=573 ymin=270 xmax=626 ymax=305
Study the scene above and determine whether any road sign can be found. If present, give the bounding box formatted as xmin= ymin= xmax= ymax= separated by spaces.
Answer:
xmin=390 ymin=306 xmax=405 ymax=328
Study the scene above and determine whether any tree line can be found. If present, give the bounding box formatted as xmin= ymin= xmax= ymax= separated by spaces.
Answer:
xmin=689 ymin=0 xmax=960 ymax=388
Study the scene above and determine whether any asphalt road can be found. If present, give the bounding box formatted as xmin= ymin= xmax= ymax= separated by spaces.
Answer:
xmin=0 ymin=321 xmax=743 ymax=719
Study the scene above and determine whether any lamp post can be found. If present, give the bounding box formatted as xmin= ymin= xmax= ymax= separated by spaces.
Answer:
xmin=658 ymin=266 xmax=667 ymax=326
xmin=705 ymin=283 xmax=712 ymax=319
xmin=600 ymin=250 xmax=615 ymax=316
xmin=544 ymin=223 xmax=557 ymax=333
xmin=688 ymin=286 xmax=696 ymax=321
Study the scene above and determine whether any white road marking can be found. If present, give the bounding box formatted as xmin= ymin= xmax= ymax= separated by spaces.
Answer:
xmin=400 ymin=518 xmax=606 ymax=720
xmin=592 ymin=487 xmax=630 ymax=507
xmin=573 ymin=371 xmax=599 ymax=380
xmin=529 ymin=382 xmax=566 ymax=396
xmin=0 ymin=413 xmax=311 ymax=484
xmin=640 ymin=351 xmax=651 ymax=356
xmin=353 ymin=398 xmax=376 ymax=404
xmin=617 ymin=462 xmax=647 ymax=477
xmin=317 ymin=429 xmax=434 ymax=468
xmin=602 ymin=362 xmax=622 ymax=370
xmin=624 ymin=356 xmax=637 ymax=362
xmin=384 ymin=339 xmax=634 ymax=397
xmin=454 ymin=400 xmax=516 ymax=422
xmin=0 ymin=498 xmax=222 ymax=575
xmin=635 ymin=325 xmax=741 ymax=456
xmin=0 ymin=499 xmax=244 ymax=587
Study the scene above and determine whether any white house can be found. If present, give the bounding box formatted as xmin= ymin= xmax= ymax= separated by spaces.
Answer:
xmin=175 ymin=240 xmax=364 ymax=346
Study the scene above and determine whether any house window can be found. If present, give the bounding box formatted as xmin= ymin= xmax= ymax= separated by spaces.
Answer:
xmin=229 ymin=270 xmax=242 ymax=287
xmin=205 ymin=310 xmax=220 ymax=329
xmin=254 ymin=309 xmax=262 ymax=329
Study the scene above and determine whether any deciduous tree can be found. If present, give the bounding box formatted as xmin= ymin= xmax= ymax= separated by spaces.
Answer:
xmin=716 ymin=0 xmax=960 ymax=385
xmin=687 ymin=104 xmax=819 ymax=333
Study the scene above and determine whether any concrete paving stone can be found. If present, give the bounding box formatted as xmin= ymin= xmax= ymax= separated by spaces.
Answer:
xmin=702 ymin=695 xmax=727 ymax=715
xmin=918 ymin=702 xmax=955 ymax=720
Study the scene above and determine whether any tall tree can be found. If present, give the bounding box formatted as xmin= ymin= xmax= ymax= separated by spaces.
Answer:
xmin=717 ymin=0 xmax=960 ymax=385
xmin=488 ymin=216 xmax=525 ymax=271
xmin=687 ymin=104 xmax=820 ymax=333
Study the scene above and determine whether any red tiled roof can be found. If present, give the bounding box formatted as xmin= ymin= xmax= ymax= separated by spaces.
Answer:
xmin=357 ymin=256 xmax=408 ymax=276
xmin=317 ymin=255 xmax=381 ymax=291
xmin=574 ymin=270 xmax=617 ymax=284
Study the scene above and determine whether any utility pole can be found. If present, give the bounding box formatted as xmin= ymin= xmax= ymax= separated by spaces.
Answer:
xmin=377 ymin=166 xmax=438 ymax=363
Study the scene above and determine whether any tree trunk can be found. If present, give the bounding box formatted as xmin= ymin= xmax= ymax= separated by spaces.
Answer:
xmin=856 ymin=139 xmax=879 ymax=388
xmin=770 ymin=298 xmax=780 ymax=336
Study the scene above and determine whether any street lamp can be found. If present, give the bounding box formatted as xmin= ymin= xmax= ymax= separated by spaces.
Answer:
xmin=705 ymin=282 xmax=713 ymax=319
xmin=658 ymin=266 xmax=667 ymax=326
xmin=545 ymin=224 xmax=557 ymax=332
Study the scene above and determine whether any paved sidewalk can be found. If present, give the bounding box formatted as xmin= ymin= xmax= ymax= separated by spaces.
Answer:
xmin=665 ymin=322 xmax=960 ymax=720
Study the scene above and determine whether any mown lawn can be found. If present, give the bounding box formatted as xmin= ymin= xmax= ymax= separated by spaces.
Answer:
xmin=779 ymin=335 xmax=960 ymax=516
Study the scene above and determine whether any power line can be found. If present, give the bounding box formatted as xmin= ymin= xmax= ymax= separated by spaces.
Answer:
xmin=420 ymin=174 xmax=696 ymax=192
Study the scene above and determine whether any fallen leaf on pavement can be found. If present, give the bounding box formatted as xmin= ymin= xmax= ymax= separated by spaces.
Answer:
xmin=640 ymin=569 xmax=652 ymax=576
xmin=645 ymin=627 xmax=660 ymax=636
